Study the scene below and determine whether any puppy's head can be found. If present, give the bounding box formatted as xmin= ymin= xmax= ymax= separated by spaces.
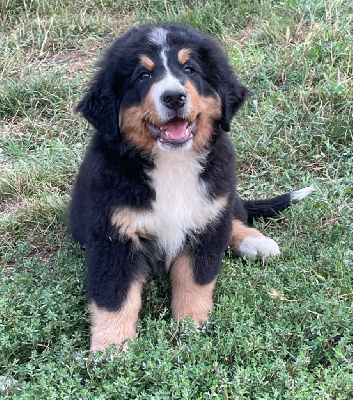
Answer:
xmin=77 ymin=24 xmax=249 ymax=152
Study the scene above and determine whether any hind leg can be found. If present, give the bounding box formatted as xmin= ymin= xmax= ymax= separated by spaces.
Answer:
xmin=229 ymin=219 xmax=280 ymax=262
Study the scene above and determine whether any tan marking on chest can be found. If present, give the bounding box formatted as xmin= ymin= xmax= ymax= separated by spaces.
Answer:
xmin=111 ymin=208 xmax=149 ymax=247
xmin=111 ymin=150 xmax=228 ymax=262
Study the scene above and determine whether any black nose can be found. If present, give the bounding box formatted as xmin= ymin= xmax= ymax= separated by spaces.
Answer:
xmin=162 ymin=90 xmax=187 ymax=110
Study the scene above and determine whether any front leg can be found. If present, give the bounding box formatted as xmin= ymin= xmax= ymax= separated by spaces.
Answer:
xmin=170 ymin=253 xmax=216 ymax=323
xmin=86 ymin=239 xmax=145 ymax=353
xmin=170 ymin=212 xmax=232 ymax=323
xmin=90 ymin=279 xmax=143 ymax=352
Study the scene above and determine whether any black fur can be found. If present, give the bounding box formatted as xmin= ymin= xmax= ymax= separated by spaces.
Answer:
xmin=70 ymin=24 xmax=300 ymax=317
xmin=243 ymin=193 xmax=293 ymax=224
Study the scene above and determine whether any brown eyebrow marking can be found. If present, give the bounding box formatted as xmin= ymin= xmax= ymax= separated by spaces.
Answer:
xmin=139 ymin=55 xmax=155 ymax=71
xmin=178 ymin=48 xmax=191 ymax=64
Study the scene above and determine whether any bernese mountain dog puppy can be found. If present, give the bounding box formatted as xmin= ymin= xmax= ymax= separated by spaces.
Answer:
xmin=69 ymin=24 xmax=313 ymax=352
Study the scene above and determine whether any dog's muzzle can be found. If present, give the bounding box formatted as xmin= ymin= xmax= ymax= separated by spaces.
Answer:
xmin=146 ymin=117 xmax=197 ymax=145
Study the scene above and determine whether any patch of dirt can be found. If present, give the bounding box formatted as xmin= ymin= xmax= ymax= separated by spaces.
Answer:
xmin=319 ymin=215 xmax=339 ymax=229
xmin=0 ymin=198 xmax=24 ymax=214
xmin=40 ymin=41 xmax=106 ymax=75
xmin=236 ymin=26 xmax=264 ymax=47
xmin=1 ymin=117 xmax=31 ymax=139
xmin=31 ymin=13 xmax=136 ymax=75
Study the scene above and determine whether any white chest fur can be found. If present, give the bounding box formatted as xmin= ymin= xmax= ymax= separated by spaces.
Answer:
xmin=112 ymin=148 xmax=227 ymax=266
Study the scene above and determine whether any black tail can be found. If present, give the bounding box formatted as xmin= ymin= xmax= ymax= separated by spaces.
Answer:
xmin=243 ymin=187 xmax=314 ymax=224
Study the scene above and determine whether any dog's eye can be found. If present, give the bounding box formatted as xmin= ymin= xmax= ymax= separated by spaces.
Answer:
xmin=139 ymin=71 xmax=151 ymax=81
xmin=183 ymin=66 xmax=195 ymax=74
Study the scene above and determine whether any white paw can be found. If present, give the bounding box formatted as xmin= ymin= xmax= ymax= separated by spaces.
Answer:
xmin=238 ymin=236 xmax=280 ymax=262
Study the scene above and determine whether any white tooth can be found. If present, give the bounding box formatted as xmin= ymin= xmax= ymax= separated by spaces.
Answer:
xmin=165 ymin=131 xmax=169 ymax=138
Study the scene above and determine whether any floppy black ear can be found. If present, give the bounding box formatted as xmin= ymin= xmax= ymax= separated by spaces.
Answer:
xmin=201 ymin=35 xmax=250 ymax=132
xmin=76 ymin=69 xmax=120 ymax=141
xmin=218 ymin=74 xmax=249 ymax=132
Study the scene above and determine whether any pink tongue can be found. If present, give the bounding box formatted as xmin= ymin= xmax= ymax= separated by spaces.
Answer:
xmin=160 ymin=120 xmax=188 ymax=139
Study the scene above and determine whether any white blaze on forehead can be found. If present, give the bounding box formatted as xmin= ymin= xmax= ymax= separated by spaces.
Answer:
xmin=160 ymin=49 xmax=171 ymax=74
xmin=148 ymin=27 xmax=171 ymax=74
xmin=148 ymin=27 xmax=191 ymax=122
xmin=148 ymin=27 xmax=168 ymax=47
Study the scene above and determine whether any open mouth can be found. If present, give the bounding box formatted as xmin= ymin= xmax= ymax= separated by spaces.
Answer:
xmin=145 ymin=117 xmax=197 ymax=145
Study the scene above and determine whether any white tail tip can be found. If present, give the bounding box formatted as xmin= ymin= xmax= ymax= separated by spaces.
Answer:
xmin=290 ymin=186 xmax=315 ymax=202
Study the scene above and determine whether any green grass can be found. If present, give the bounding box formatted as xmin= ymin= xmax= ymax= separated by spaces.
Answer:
xmin=1 ymin=0 xmax=352 ymax=398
